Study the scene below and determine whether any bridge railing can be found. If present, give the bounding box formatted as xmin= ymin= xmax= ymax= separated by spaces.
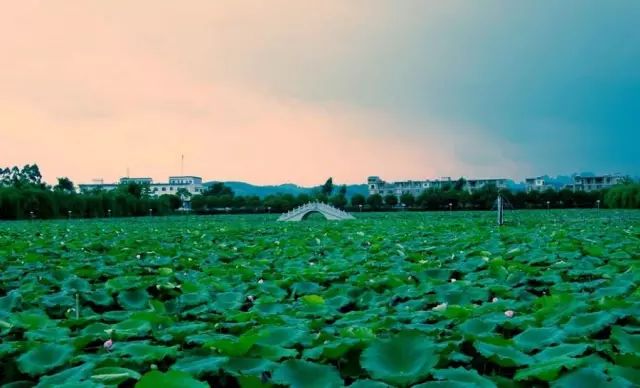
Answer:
xmin=278 ymin=202 xmax=353 ymax=220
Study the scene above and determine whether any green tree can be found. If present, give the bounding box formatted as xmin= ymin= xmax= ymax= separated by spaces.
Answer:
xmin=54 ymin=177 xmax=75 ymax=192
xmin=384 ymin=194 xmax=398 ymax=207
xmin=205 ymin=182 xmax=234 ymax=197
xmin=330 ymin=194 xmax=347 ymax=209
xmin=176 ymin=188 xmax=192 ymax=200
xmin=321 ymin=177 xmax=334 ymax=196
xmin=454 ymin=177 xmax=466 ymax=191
xmin=367 ymin=194 xmax=383 ymax=210
xmin=400 ymin=192 xmax=415 ymax=207
xmin=350 ymin=193 xmax=366 ymax=208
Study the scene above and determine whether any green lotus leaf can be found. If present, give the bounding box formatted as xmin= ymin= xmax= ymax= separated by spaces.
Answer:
xmin=171 ymin=355 xmax=229 ymax=377
xmin=212 ymin=292 xmax=244 ymax=311
xmin=252 ymin=345 xmax=299 ymax=361
xmin=458 ymin=318 xmax=497 ymax=338
xmin=81 ymin=322 xmax=111 ymax=337
xmin=514 ymin=357 xmax=584 ymax=382
xmin=0 ymin=291 xmax=21 ymax=318
xmin=611 ymin=326 xmax=640 ymax=354
xmin=533 ymin=343 xmax=590 ymax=362
xmin=36 ymin=362 xmax=95 ymax=387
xmin=91 ymin=367 xmax=142 ymax=385
xmin=3 ymin=381 xmax=35 ymax=388
xmin=361 ymin=334 xmax=439 ymax=386
xmin=165 ymin=321 xmax=209 ymax=340
xmin=473 ymin=340 xmax=532 ymax=367
xmin=303 ymin=338 xmax=361 ymax=360
xmin=117 ymin=289 xmax=150 ymax=311
xmin=551 ymin=367 xmax=612 ymax=388
xmin=607 ymin=365 xmax=640 ymax=386
xmin=513 ymin=327 xmax=566 ymax=351
xmin=105 ymin=276 xmax=147 ymax=292
xmin=255 ymin=326 xmax=309 ymax=347
xmin=223 ymin=357 xmax=276 ymax=377
xmin=349 ymin=380 xmax=392 ymax=388
xmin=301 ymin=295 xmax=325 ymax=305
xmin=431 ymin=368 xmax=496 ymax=388
xmin=114 ymin=341 xmax=179 ymax=363
xmin=291 ymin=281 xmax=322 ymax=295
xmin=25 ymin=326 xmax=71 ymax=342
xmin=564 ymin=311 xmax=617 ymax=337
xmin=205 ymin=333 xmax=260 ymax=357
xmin=0 ymin=342 xmax=20 ymax=358
xmin=252 ymin=302 xmax=288 ymax=315
xmin=10 ymin=311 xmax=54 ymax=330
xmin=64 ymin=278 xmax=91 ymax=292
xmin=272 ymin=359 xmax=343 ymax=388
xmin=17 ymin=343 xmax=75 ymax=376
xmin=112 ymin=318 xmax=152 ymax=338
xmin=84 ymin=290 xmax=114 ymax=307
xmin=136 ymin=370 xmax=208 ymax=388
xmin=178 ymin=292 xmax=210 ymax=308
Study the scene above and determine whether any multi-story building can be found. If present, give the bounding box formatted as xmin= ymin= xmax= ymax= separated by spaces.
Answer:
xmin=525 ymin=176 xmax=553 ymax=192
xmin=464 ymin=179 xmax=508 ymax=192
xmin=368 ymin=176 xmax=450 ymax=197
xmin=569 ymin=175 xmax=624 ymax=192
xmin=79 ymin=175 xmax=206 ymax=208
xmin=367 ymin=176 xmax=507 ymax=198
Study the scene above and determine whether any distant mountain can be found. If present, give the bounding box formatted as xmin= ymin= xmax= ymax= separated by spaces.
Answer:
xmin=204 ymin=181 xmax=369 ymax=198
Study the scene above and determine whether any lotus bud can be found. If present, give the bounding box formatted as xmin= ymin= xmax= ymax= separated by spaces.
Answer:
xmin=103 ymin=339 xmax=113 ymax=351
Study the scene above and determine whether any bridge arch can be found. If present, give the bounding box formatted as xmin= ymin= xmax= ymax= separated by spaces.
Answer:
xmin=277 ymin=202 xmax=355 ymax=222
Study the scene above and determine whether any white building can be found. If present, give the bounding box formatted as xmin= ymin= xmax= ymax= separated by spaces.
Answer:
xmin=367 ymin=176 xmax=507 ymax=198
xmin=367 ymin=176 xmax=450 ymax=197
xmin=79 ymin=176 xmax=206 ymax=207
xmin=569 ymin=175 xmax=624 ymax=192
xmin=525 ymin=176 xmax=553 ymax=192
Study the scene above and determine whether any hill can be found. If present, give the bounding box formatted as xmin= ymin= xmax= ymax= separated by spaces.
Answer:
xmin=204 ymin=181 xmax=369 ymax=198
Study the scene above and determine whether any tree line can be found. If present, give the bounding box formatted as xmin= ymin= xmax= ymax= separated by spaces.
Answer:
xmin=0 ymin=165 xmax=182 ymax=220
xmin=1 ymin=165 xmax=638 ymax=220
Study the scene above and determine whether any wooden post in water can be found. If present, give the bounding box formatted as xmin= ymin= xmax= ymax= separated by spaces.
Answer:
xmin=497 ymin=195 xmax=504 ymax=226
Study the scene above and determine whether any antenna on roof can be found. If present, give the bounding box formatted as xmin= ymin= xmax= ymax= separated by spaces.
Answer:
xmin=181 ymin=154 xmax=184 ymax=176
xmin=126 ymin=167 xmax=130 ymax=178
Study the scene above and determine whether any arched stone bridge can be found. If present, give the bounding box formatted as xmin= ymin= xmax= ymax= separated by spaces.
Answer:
xmin=277 ymin=202 xmax=356 ymax=222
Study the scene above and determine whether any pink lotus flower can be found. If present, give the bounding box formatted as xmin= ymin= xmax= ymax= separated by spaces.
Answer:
xmin=504 ymin=310 xmax=515 ymax=318
xmin=103 ymin=339 xmax=113 ymax=351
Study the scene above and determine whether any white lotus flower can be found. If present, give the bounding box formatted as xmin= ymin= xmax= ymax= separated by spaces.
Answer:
xmin=492 ymin=297 xmax=499 ymax=303
xmin=258 ymin=279 xmax=264 ymax=284
xmin=504 ymin=310 xmax=515 ymax=318
xmin=450 ymin=278 xmax=457 ymax=283
xmin=103 ymin=339 xmax=113 ymax=351
xmin=432 ymin=303 xmax=448 ymax=312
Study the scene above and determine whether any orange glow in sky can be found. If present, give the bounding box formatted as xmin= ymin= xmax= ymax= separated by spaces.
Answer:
xmin=1 ymin=1 xmax=527 ymax=185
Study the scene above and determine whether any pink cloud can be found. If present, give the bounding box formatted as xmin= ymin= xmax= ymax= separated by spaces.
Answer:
xmin=0 ymin=1 xmax=519 ymax=186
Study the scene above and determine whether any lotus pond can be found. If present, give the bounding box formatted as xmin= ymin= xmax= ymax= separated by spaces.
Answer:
xmin=0 ymin=210 xmax=639 ymax=387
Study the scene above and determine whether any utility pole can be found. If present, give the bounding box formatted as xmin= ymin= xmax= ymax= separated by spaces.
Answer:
xmin=497 ymin=195 xmax=504 ymax=226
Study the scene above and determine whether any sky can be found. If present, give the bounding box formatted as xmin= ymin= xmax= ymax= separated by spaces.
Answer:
xmin=1 ymin=1 xmax=639 ymax=186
